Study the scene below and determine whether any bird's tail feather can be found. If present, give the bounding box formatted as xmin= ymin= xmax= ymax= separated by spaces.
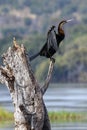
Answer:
xmin=29 ymin=52 xmax=40 ymax=61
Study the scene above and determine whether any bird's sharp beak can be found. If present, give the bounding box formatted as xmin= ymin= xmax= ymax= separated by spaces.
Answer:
xmin=66 ymin=19 xmax=73 ymax=23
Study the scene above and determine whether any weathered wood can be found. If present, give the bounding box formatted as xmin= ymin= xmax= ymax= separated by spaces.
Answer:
xmin=41 ymin=58 xmax=55 ymax=130
xmin=41 ymin=58 xmax=55 ymax=95
xmin=0 ymin=38 xmax=55 ymax=130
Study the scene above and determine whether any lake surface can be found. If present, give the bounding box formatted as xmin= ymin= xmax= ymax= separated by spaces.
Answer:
xmin=0 ymin=83 xmax=87 ymax=130
xmin=0 ymin=123 xmax=87 ymax=130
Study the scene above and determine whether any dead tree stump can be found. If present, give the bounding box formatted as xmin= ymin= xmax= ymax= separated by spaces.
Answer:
xmin=0 ymin=38 xmax=55 ymax=130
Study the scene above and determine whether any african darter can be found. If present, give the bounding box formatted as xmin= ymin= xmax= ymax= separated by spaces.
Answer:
xmin=29 ymin=19 xmax=73 ymax=61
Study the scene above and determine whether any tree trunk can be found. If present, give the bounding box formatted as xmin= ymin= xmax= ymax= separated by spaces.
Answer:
xmin=0 ymin=38 xmax=55 ymax=130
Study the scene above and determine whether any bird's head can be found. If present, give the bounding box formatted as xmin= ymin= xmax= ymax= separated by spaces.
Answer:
xmin=58 ymin=19 xmax=73 ymax=35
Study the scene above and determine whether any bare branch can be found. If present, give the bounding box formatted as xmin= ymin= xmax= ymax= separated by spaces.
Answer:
xmin=42 ymin=103 xmax=51 ymax=130
xmin=41 ymin=58 xmax=55 ymax=95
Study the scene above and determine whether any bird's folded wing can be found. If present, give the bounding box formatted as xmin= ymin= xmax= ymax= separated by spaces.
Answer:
xmin=47 ymin=30 xmax=58 ymax=51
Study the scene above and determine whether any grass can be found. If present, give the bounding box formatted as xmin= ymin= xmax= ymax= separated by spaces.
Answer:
xmin=0 ymin=108 xmax=13 ymax=126
xmin=49 ymin=111 xmax=87 ymax=123
xmin=0 ymin=107 xmax=87 ymax=125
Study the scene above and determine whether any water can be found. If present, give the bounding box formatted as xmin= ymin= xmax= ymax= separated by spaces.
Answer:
xmin=0 ymin=83 xmax=87 ymax=130
xmin=0 ymin=123 xmax=87 ymax=130
xmin=44 ymin=83 xmax=87 ymax=112
xmin=52 ymin=123 xmax=87 ymax=130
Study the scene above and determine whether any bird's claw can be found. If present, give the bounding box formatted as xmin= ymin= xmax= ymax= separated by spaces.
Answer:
xmin=50 ymin=57 xmax=55 ymax=63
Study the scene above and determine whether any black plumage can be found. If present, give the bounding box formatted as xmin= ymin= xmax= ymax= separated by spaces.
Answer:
xmin=29 ymin=20 xmax=72 ymax=61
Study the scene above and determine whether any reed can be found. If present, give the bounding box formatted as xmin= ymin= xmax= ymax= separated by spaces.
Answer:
xmin=0 ymin=108 xmax=87 ymax=124
xmin=48 ymin=111 xmax=86 ymax=123
xmin=0 ymin=108 xmax=13 ymax=125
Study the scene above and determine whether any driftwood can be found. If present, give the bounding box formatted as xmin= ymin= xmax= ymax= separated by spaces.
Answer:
xmin=0 ymin=38 xmax=55 ymax=130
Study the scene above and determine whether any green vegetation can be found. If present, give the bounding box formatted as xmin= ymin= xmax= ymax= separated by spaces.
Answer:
xmin=49 ymin=111 xmax=87 ymax=123
xmin=0 ymin=108 xmax=86 ymax=124
xmin=0 ymin=108 xmax=13 ymax=125
xmin=0 ymin=0 xmax=87 ymax=82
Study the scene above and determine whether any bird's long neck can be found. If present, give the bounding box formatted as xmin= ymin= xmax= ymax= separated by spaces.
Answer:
xmin=58 ymin=23 xmax=65 ymax=37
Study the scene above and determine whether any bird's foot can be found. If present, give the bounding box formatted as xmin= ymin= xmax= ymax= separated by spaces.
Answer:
xmin=50 ymin=57 xmax=55 ymax=63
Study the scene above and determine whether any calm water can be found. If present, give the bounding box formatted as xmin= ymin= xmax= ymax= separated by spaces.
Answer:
xmin=0 ymin=83 xmax=87 ymax=130
xmin=0 ymin=123 xmax=87 ymax=130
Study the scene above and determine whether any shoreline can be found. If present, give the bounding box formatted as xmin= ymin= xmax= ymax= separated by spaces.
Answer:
xmin=0 ymin=108 xmax=87 ymax=124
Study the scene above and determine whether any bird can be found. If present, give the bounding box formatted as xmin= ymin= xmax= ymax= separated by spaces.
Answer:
xmin=29 ymin=19 xmax=73 ymax=61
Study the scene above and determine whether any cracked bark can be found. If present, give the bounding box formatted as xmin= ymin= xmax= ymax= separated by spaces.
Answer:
xmin=0 ymin=38 xmax=55 ymax=130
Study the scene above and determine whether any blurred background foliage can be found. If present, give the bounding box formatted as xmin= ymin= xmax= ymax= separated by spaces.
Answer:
xmin=0 ymin=0 xmax=87 ymax=82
